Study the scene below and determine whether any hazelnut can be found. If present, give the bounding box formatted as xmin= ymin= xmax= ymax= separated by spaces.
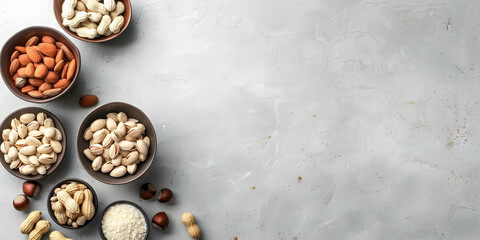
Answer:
xmin=139 ymin=183 xmax=156 ymax=200
xmin=157 ymin=188 xmax=173 ymax=203
xmin=13 ymin=194 xmax=30 ymax=211
xmin=152 ymin=212 xmax=169 ymax=230
xmin=22 ymin=180 xmax=40 ymax=198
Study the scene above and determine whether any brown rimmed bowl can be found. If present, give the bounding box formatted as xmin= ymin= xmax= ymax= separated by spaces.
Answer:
xmin=77 ymin=102 xmax=157 ymax=185
xmin=53 ymin=0 xmax=132 ymax=42
xmin=0 ymin=26 xmax=81 ymax=103
xmin=47 ymin=178 xmax=98 ymax=229
xmin=0 ymin=107 xmax=67 ymax=180
xmin=99 ymin=200 xmax=150 ymax=240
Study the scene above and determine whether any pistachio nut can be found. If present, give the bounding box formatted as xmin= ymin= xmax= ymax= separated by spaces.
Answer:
xmin=136 ymin=139 xmax=148 ymax=155
xmin=92 ymin=156 xmax=103 ymax=171
xmin=28 ymin=130 xmax=43 ymax=139
xmin=128 ymin=118 xmax=139 ymax=123
xmin=92 ymin=129 xmax=106 ymax=144
xmin=17 ymin=124 xmax=28 ymax=139
xmin=9 ymin=129 xmax=18 ymax=143
xmin=125 ymin=151 xmax=139 ymax=165
xmin=38 ymin=144 xmax=53 ymax=154
xmin=117 ymin=112 xmax=127 ymax=123
xmin=124 ymin=121 xmax=136 ymax=131
xmin=10 ymin=118 xmax=20 ymax=129
xmin=15 ymin=77 xmax=26 ymax=88
xmin=111 ymin=130 xmax=122 ymax=142
xmin=83 ymin=127 xmax=93 ymax=141
xmin=10 ymin=159 xmax=21 ymax=169
xmin=110 ymin=165 xmax=127 ymax=177
xmin=127 ymin=163 xmax=137 ymax=175
xmin=54 ymin=128 xmax=62 ymax=141
xmin=83 ymin=148 xmax=96 ymax=161
xmin=89 ymin=144 xmax=103 ymax=155
xmin=19 ymin=113 xmax=35 ymax=124
xmin=4 ymin=154 xmax=11 ymax=164
xmin=139 ymin=153 xmax=147 ymax=162
xmin=120 ymin=150 xmax=129 ymax=158
xmin=29 ymin=155 xmax=40 ymax=167
xmin=39 ymin=126 xmax=46 ymax=134
xmin=25 ymin=136 xmax=42 ymax=147
xmin=101 ymin=162 xmax=114 ymax=173
xmin=7 ymin=146 xmax=18 ymax=160
xmin=19 ymin=145 xmax=36 ymax=156
xmin=91 ymin=119 xmax=106 ymax=132
xmin=43 ymin=118 xmax=54 ymax=128
xmin=44 ymin=127 xmax=56 ymax=139
xmin=36 ymin=165 xmax=47 ymax=175
xmin=109 ymin=143 xmax=119 ymax=159
xmin=106 ymin=112 xmax=118 ymax=121
xmin=27 ymin=121 xmax=40 ymax=131
xmin=102 ymin=134 xmax=113 ymax=148
xmin=20 ymin=165 xmax=36 ymax=175
xmin=37 ymin=112 xmax=47 ymax=125
xmin=15 ymin=139 xmax=28 ymax=149
xmin=0 ymin=141 xmax=10 ymax=154
xmin=50 ymin=140 xmax=62 ymax=154
xmin=106 ymin=118 xmax=117 ymax=131
xmin=112 ymin=155 xmax=122 ymax=166
xmin=143 ymin=136 xmax=151 ymax=149
xmin=102 ymin=148 xmax=110 ymax=160
xmin=116 ymin=122 xmax=126 ymax=136
xmin=2 ymin=129 xmax=11 ymax=141
xmin=42 ymin=136 xmax=50 ymax=145
xmin=38 ymin=153 xmax=55 ymax=164
xmin=18 ymin=153 xmax=29 ymax=165
xmin=119 ymin=140 xmax=135 ymax=151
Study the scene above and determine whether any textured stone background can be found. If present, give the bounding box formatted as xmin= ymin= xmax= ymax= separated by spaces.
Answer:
xmin=1 ymin=0 xmax=479 ymax=239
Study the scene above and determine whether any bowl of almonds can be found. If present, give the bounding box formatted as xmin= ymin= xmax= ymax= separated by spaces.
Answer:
xmin=77 ymin=102 xmax=157 ymax=185
xmin=53 ymin=0 xmax=132 ymax=42
xmin=0 ymin=26 xmax=80 ymax=103
xmin=47 ymin=179 xmax=98 ymax=229
xmin=0 ymin=107 xmax=66 ymax=180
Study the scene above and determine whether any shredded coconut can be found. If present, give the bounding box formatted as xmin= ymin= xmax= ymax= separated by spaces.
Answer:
xmin=102 ymin=203 xmax=147 ymax=240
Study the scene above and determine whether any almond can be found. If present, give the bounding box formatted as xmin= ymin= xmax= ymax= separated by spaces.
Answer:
xmin=29 ymin=78 xmax=44 ymax=87
xmin=18 ymin=54 xmax=32 ymax=66
xmin=45 ymin=71 xmax=60 ymax=84
xmin=79 ymin=95 xmax=98 ymax=107
xmin=42 ymin=36 xmax=56 ymax=44
xmin=39 ymin=82 xmax=52 ymax=92
xmin=38 ymin=43 xmax=57 ymax=58
xmin=43 ymin=88 xmax=62 ymax=98
xmin=21 ymin=85 xmax=35 ymax=93
xmin=61 ymin=45 xmax=74 ymax=61
xmin=17 ymin=67 xmax=27 ymax=78
xmin=54 ymin=60 xmax=65 ymax=73
xmin=9 ymin=59 xmax=20 ymax=75
xmin=55 ymin=49 xmax=64 ymax=64
xmin=15 ymin=46 xmax=26 ymax=53
xmin=55 ymin=42 xmax=65 ymax=49
xmin=10 ymin=50 xmax=19 ymax=62
xmin=34 ymin=62 xmax=41 ymax=68
xmin=28 ymin=90 xmax=43 ymax=99
xmin=43 ymin=57 xmax=55 ymax=70
xmin=25 ymin=36 xmax=39 ymax=47
xmin=13 ymin=73 xmax=19 ymax=80
xmin=61 ymin=62 xmax=69 ymax=79
xmin=26 ymin=46 xmax=42 ymax=63
xmin=67 ymin=59 xmax=76 ymax=81
xmin=26 ymin=63 xmax=35 ymax=78
xmin=53 ymin=79 xmax=71 ymax=90
xmin=34 ymin=64 xmax=48 ymax=78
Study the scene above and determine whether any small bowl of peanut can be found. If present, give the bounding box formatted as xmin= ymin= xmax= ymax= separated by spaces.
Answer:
xmin=0 ymin=107 xmax=67 ymax=180
xmin=0 ymin=26 xmax=80 ymax=103
xmin=76 ymin=102 xmax=157 ymax=185
xmin=53 ymin=0 xmax=132 ymax=42
xmin=47 ymin=178 xmax=98 ymax=229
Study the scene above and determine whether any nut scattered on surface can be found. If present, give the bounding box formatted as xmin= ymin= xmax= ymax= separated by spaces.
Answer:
xmin=139 ymin=183 xmax=156 ymax=200
xmin=152 ymin=212 xmax=169 ymax=231
xmin=8 ymin=35 xmax=76 ymax=99
xmin=61 ymin=0 xmax=126 ymax=39
xmin=23 ymin=180 xmax=41 ymax=198
xmin=83 ymin=111 xmax=150 ymax=178
xmin=20 ymin=210 xmax=42 ymax=234
xmin=13 ymin=194 xmax=30 ymax=211
xmin=79 ymin=95 xmax=98 ymax=107
xmin=1 ymin=112 xmax=63 ymax=176
xmin=49 ymin=230 xmax=73 ymax=240
xmin=157 ymin=188 xmax=173 ymax=203
xmin=50 ymin=181 xmax=95 ymax=228
xmin=181 ymin=212 xmax=201 ymax=239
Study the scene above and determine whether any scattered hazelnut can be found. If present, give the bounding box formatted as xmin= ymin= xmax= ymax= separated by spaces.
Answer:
xmin=13 ymin=194 xmax=30 ymax=211
xmin=22 ymin=180 xmax=40 ymax=198
xmin=157 ymin=188 xmax=173 ymax=203
xmin=152 ymin=212 xmax=169 ymax=230
xmin=139 ymin=183 xmax=156 ymax=200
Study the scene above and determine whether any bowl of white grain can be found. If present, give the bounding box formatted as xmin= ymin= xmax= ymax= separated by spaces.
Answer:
xmin=99 ymin=200 xmax=150 ymax=240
